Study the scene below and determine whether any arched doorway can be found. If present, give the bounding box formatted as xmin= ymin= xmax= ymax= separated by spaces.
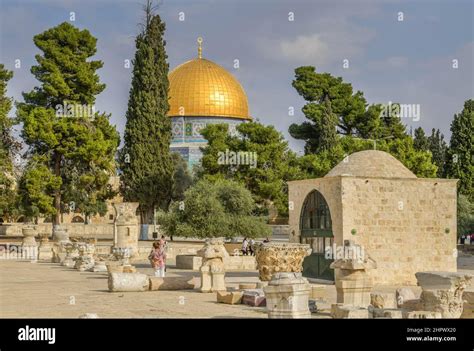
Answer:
xmin=72 ymin=216 xmax=84 ymax=223
xmin=300 ymin=190 xmax=334 ymax=281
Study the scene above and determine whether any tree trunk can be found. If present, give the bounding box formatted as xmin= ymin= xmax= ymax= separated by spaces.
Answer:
xmin=53 ymin=152 xmax=61 ymax=226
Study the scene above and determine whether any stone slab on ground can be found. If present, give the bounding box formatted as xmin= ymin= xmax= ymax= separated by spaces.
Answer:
xmin=242 ymin=289 xmax=266 ymax=307
xmin=370 ymin=307 xmax=403 ymax=319
xmin=216 ymin=291 xmax=244 ymax=305
xmin=331 ymin=304 xmax=369 ymax=319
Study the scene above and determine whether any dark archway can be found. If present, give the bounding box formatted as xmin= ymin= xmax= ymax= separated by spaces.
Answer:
xmin=72 ymin=216 xmax=85 ymax=223
xmin=300 ymin=190 xmax=334 ymax=281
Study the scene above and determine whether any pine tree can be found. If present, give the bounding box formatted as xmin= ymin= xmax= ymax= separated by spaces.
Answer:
xmin=413 ymin=127 xmax=429 ymax=151
xmin=446 ymin=99 xmax=474 ymax=200
xmin=119 ymin=2 xmax=174 ymax=224
xmin=16 ymin=22 xmax=119 ymax=226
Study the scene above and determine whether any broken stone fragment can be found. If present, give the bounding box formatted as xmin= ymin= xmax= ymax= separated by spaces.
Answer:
xmin=331 ymin=304 xmax=369 ymax=319
xmin=216 ymin=291 xmax=243 ymax=305
xmin=416 ymin=271 xmax=473 ymax=318
xmin=370 ymin=292 xmax=397 ymax=309
xmin=108 ymin=273 xmax=149 ymax=292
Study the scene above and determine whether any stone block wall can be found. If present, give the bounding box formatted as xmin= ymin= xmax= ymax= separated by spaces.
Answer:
xmin=288 ymin=176 xmax=458 ymax=286
xmin=341 ymin=177 xmax=457 ymax=285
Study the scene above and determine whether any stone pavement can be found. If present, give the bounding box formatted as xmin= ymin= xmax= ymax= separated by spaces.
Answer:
xmin=1 ymin=254 xmax=472 ymax=318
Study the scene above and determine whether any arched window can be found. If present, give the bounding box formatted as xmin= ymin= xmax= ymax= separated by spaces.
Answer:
xmin=300 ymin=190 xmax=332 ymax=237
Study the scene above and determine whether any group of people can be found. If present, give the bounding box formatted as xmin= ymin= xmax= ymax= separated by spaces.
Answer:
xmin=241 ymin=237 xmax=270 ymax=256
xmin=460 ymin=233 xmax=474 ymax=245
xmin=148 ymin=235 xmax=167 ymax=277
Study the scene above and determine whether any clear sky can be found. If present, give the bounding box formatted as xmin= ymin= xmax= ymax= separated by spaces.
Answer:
xmin=1 ymin=0 xmax=473 ymax=152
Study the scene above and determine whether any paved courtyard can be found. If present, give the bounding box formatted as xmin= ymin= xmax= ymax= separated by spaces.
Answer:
xmin=1 ymin=253 xmax=472 ymax=319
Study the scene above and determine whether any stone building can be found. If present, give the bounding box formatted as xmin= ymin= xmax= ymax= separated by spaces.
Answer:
xmin=288 ymin=150 xmax=458 ymax=286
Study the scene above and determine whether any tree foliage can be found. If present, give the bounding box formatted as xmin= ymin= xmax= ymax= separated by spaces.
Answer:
xmin=16 ymin=22 xmax=119 ymax=224
xmin=445 ymin=99 xmax=473 ymax=201
xmin=158 ymin=179 xmax=271 ymax=239
xmin=119 ymin=5 xmax=174 ymax=223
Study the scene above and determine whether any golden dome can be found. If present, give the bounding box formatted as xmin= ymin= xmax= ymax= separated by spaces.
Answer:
xmin=168 ymin=53 xmax=250 ymax=120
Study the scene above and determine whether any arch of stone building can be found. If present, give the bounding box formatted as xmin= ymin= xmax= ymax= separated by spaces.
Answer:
xmin=299 ymin=189 xmax=333 ymax=234
xmin=72 ymin=216 xmax=85 ymax=223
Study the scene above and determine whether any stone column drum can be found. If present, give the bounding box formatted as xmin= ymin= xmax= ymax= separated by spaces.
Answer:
xmin=416 ymin=272 xmax=473 ymax=318
xmin=37 ymin=233 xmax=53 ymax=261
xmin=330 ymin=242 xmax=376 ymax=307
xmin=21 ymin=226 xmax=38 ymax=247
xmin=21 ymin=226 xmax=38 ymax=260
xmin=256 ymin=242 xmax=312 ymax=318
xmin=113 ymin=202 xmax=140 ymax=258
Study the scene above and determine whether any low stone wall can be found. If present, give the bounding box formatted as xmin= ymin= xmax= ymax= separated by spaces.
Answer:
xmin=0 ymin=223 xmax=115 ymax=239
xmin=175 ymin=254 xmax=257 ymax=271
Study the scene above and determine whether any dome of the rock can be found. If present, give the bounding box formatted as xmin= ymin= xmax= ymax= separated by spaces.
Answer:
xmin=168 ymin=38 xmax=252 ymax=169
xmin=168 ymin=58 xmax=250 ymax=120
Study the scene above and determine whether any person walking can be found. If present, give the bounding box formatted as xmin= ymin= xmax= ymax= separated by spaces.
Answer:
xmin=241 ymin=237 xmax=249 ymax=256
xmin=248 ymin=238 xmax=255 ymax=256
xmin=148 ymin=241 xmax=167 ymax=277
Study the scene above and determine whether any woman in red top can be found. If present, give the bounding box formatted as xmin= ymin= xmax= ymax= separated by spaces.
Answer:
xmin=148 ymin=241 xmax=167 ymax=277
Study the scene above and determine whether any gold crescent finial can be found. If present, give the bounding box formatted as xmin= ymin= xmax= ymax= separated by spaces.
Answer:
xmin=197 ymin=37 xmax=203 ymax=59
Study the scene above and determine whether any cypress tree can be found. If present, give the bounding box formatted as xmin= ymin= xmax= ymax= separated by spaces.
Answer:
xmin=446 ymin=99 xmax=474 ymax=200
xmin=413 ymin=127 xmax=429 ymax=151
xmin=119 ymin=2 xmax=174 ymax=224
xmin=427 ymin=128 xmax=448 ymax=177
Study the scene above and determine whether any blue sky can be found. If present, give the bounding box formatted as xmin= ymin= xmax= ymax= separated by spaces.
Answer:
xmin=1 ymin=0 xmax=473 ymax=152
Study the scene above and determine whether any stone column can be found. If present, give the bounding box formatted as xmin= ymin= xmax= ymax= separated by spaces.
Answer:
xmin=21 ymin=226 xmax=37 ymax=246
xmin=74 ymin=243 xmax=96 ymax=271
xmin=330 ymin=242 xmax=376 ymax=307
xmin=256 ymin=242 xmax=312 ymax=318
xmin=113 ymin=202 xmax=140 ymax=258
xmin=21 ymin=226 xmax=38 ymax=260
xmin=416 ymin=272 xmax=472 ymax=318
xmin=264 ymin=272 xmax=311 ymax=318
xmin=37 ymin=233 xmax=53 ymax=261
xmin=53 ymin=224 xmax=70 ymax=244
xmin=197 ymin=238 xmax=228 ymax=293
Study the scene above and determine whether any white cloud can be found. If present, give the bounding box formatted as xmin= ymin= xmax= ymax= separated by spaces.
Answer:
xmin=279 ymin=33 xmax=329 ymax=64
xmin=258 ymin=20 xmax=376 ymax=66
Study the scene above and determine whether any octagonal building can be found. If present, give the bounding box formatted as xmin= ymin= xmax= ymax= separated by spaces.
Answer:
xmin=167 ymin=38 xmax=251 ymax=169
xmin=288 ymin=150 xmax=458 ymax=285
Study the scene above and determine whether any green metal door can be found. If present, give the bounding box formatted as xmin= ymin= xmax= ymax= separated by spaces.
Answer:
xmin=300 ymin=190 xmax=334 ymax=281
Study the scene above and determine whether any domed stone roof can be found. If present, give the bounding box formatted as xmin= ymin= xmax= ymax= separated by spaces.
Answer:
xmin=167 ymin=56 xmax=250 ymax=120
xmin=325 ymin=150 xmax=417 ymax=178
